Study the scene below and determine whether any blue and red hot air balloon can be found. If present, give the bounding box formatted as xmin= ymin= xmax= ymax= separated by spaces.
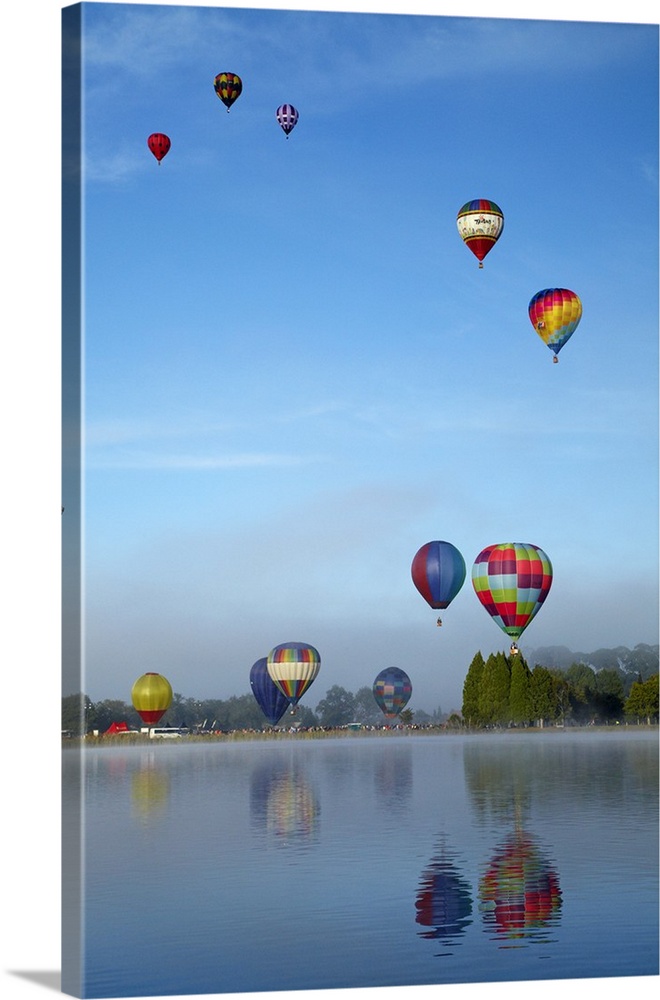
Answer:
xmin=411 ymin=540 xmax=466 ymax=626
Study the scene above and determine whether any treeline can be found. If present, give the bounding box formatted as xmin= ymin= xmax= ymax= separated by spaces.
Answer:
xmin=461 ymin=651 xmax=659 ymax=728
xmin=62 ymin=655 xmax=659 ymax=738
xmin=61 ymin=684 xmax=423 ymax=737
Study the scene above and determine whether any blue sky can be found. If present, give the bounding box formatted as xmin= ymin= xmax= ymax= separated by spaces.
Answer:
xmin=66 ymin=0 xmax=659 ymax=714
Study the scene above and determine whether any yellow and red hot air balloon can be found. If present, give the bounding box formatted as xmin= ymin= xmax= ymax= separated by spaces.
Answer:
xmin=131 ymin=672 xmax=173 ymax=726
xmin=214 ymin=72 xmax=242 ymax=111
xmin=147 ymin=133 xmax=171 ymax=163
xmin=528 ymin=288 xmax=582 ymax=363
xmin=457 ymin=199 xmax=504 ymax=268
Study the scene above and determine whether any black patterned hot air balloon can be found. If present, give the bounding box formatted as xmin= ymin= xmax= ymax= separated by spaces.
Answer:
xmin=214 ymin=72 xmax=242 ymax=111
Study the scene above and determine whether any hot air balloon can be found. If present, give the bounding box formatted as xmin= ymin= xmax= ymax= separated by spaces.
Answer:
xmin=250 ymin=657 xmax=290 ymax=726
xmin=276 ymin=104 xmax=299 ymax=137
xmin=479 ymin=831 xmax=562 ymax=941
xmin=147 ymin=132 xmax=171 ymax=163
xmin=529 ymin=288 xmax=582 ymax=363
xmin=411 ymin=540 xmax=466 ymax=626
xmin=214 ymin=72 xmax=242 ymax=111
xmin=471 ymin=543 xmax=553 ymax=641
xmin=266 ymin=642 xmax=320 ymax=708
xmin=457 ymin=199 xmax=504 ymax=267
xmin=373 ymin=667 xmax=412 ymax=719
xmin=131 ymin=672 xmax=173 ymax=726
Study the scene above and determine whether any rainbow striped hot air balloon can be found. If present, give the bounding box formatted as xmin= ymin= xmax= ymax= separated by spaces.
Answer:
xmin=457 ymin=199 xmax=504 ymax=267
xmin=373 ymin=667 xmax=412 ymax=720
xmin=528 ymin=288 xmax=582 ymax=363
xmin=471 ymin=543 xmax=553 ymax=641
xmin=266 ymin=642 xmax=321 ymax=707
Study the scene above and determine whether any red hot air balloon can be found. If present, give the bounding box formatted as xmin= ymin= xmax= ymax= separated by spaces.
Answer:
xmin=147 ymin=133 xmax=171 ymax=164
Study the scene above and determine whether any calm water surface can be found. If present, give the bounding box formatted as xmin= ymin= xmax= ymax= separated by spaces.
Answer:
xmin=63 ymin=730 xmax=659 ymax=997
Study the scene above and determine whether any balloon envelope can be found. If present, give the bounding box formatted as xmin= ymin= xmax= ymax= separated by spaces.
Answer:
xmin=411 ymin=540 xmax=466 ymax=611
xmin=471 ymin=543 xmax=553 ymax=640
xmin=457 ymin=199 xmax=504 ymax=266
xmin=147 ymin=132 xmax=171 ymax=162
xmin=267 ymin=642 xmax=321 ymax=706
xmin=276 ymin=104 xmax=299 ymax=135
xmin=529 ymin=288 xmax=582 ymax=359
xmin=131 ymin=672 xmax=173 ymax=725
xmin=373 ymin=667 xmax=412 ymax=719
xmin=250 ymin=657 xmax=290 ymax=726
xmin=214 ymin=72 xmax=242 ymax=110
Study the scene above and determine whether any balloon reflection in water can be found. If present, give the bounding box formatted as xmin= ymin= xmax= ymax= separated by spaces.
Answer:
xmin=250 ymin=759 xmax=319 ymax=846
xmin=131 ymin=760 xmax=170 ymax=823
xmin=479 ymin=831 xmax=562 ymax=946
xmin=416 ymin=846 xmax=473 ymax=951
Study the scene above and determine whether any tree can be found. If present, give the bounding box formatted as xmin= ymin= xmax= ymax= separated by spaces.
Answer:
xmin=353 ymin=685 xmax=384 ymax=725
xmin=625 ymin=674 xmax=659 ymax=724
xmin=530 ymin=665 xmax=558 ymax=727
xmin=462 ymin=651 xmax=485 ymax=726
xmin=315 ymin=686 xmax=356 ymax=727
xmin=398 ymin=708 xmax=414 ymax=725
xmin=593 ymin=668 xmax=625 ymax=722
xmin=509 ymin=656 xmax=533 ymax=725
xmin=478 ymin=652 xmax=510 ymax=726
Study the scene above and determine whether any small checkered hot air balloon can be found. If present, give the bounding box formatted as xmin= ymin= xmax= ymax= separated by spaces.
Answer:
xmin=471 ymin=543 xmax=553 ymax=642
xmin=529 ymin=288 xmax=582 ymax=363
xmin=456 ymin=199 xmax=504 ymax=267
xmin=214 ymin=72 xmax=242 ymax=111
xmin=276 ymin=104 xmax=299 ymax=137
xmin=373 ymin=667 xmax=412 ymax=720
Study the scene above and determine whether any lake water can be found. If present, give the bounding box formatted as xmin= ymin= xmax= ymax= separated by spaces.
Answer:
xmin=62 ymin=730 xmax=659 ymax=998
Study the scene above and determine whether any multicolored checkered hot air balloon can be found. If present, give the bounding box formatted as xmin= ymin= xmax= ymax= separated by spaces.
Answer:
xmin=373 ymin=667 xmax=412 ymax=719
xmin=471 ymin=543 xmax=553 ymax=641
xmin=214 ymin=72 xmax=242 ymax=111
xmin=266 ymin=641 xmax=321 ymax=708
xmin=411 ymin=540 xmax=466 ymax=626
xmin=456 ymin=199 xmax=504 ymax=267
xmin=529 ymin=288 xmax=582 ymax=363
xmin=276 ymin=104 xmax=299 ymax=137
